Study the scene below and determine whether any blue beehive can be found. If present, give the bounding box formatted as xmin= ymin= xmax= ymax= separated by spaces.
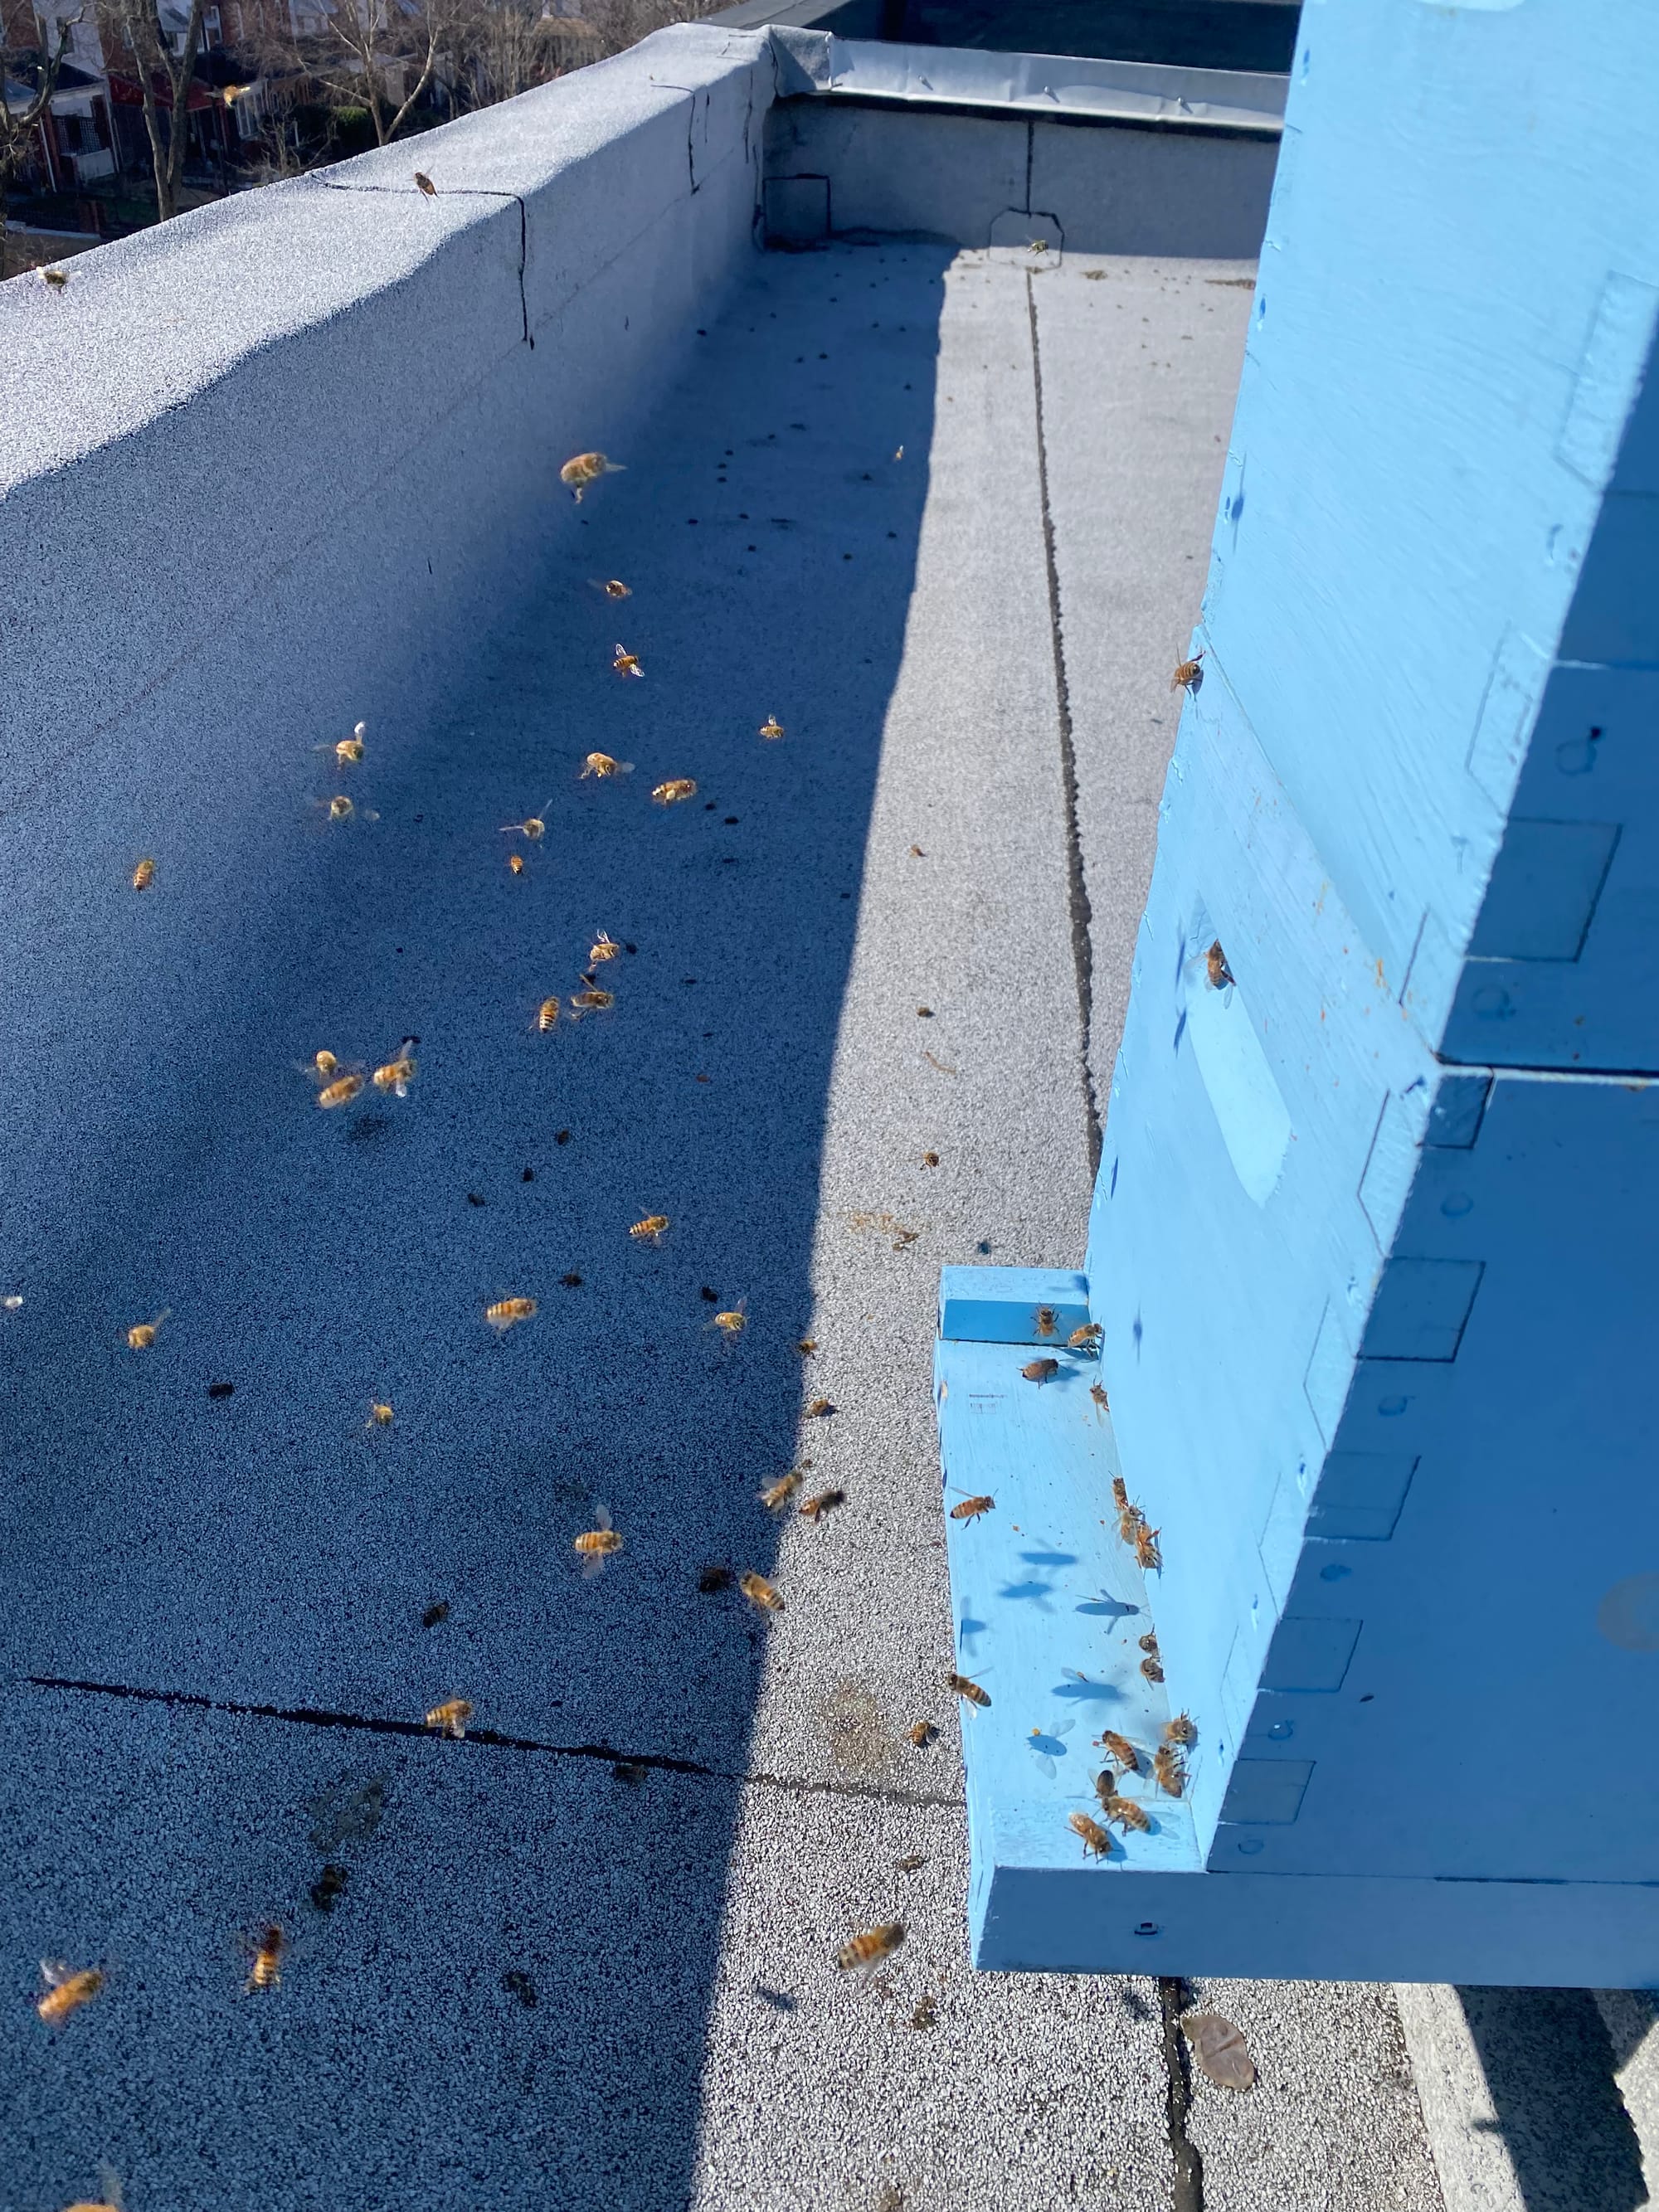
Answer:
xmin=937 ymin=0 xmax=1659 ymax=1984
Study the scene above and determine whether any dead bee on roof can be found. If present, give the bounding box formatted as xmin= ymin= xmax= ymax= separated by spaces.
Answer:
xmin=1171 ymin=649 xmax=1206 ymax=695
xmin=561 ymin=451 xmax=625 ymax=502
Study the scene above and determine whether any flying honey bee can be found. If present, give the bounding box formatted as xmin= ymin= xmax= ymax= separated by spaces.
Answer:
xmin=318 ymin=1072 xmax=365 ymax=1108
xmin=372 ymin=1040 xmax=417 ymax=1097
xmin=630 ymin=1214 xmax=669 ymax=1245
xmin=1135 ymin=1524 xmax=1162 ymax=1573
xmin=1205 ymin=939 xmax=1235 ymax=989
xmin=246 ymin=1925 xmax=285 ymax=1993
xmin=36 ymin=1962 xmax=104 ymax=2026
xmin=949 ymin=1495 xmax=995 ymax=1524
xmin=709 ymin=1299 xmax=747 ymax=1338
xmin=60 ymin=2161 xmax=124 ymax=2212
xmin=612 ymin=644 xmax=644 ymax=679
xmin=1069 ymin=1322 xmax=1102 ymax=1351
xmin=485 ymin=1296 xmax=537 ymax=1331
xmin=1153 ymin=1745 xmax=1186 ymax=1796
xmin=1022 ymin=1357 xmax=1059 ymax=1385
xmin=947 ymin=1671 xmax=990 ymax=1708
xmin=366 ymin=1401 xmax=394 ymax=1428
xmin=580 ymin=752 xmax=634 ymax=780
xmin=426 ymin=1697 xmax=473 ymax=1738
xmin=589 ymin=931 xmax=621 ymax=964
xmin=907 ymin=1721 xmax=936 ymax=1748
xmin=1165 ymin=1712 xmax=1197 ymax=1747
xmin=796 ymin=1337 xmax=817 ymax=1354
xmin=1097 ymin=1730 xmax=1138 ymax=1772
xmin=304 ymin=1048 xmax=340 ymax=1082
xmin=41 ymin=266 xmax=68 ymax=289
xmin=1090 ymin=1380 xmax=1110 ymax=1415
xmin=569 ymin=987 xmax=615 ymax=1016
xmin=1033 ymin=1305 xmax=1058 ymax=1339
xmin=319 ymin=793 xmax=377 ymax=824
xmin=131 ymin=856 xmax=155 ymax=892
xmin=413 ymin=169 xmax=436 ymax=195
xmin=758 ymin=717 xmax=785 ymax=741
xmin=835 ymin=1923 xmax=905 ymax=1973
xmin=315 ymin=722 xmax=366 ymax=767
xmin=574 ymin=1503 xmax=622 ymax=1578
xmin=591 ymin=577 xmax=631 ymax=599
xmin=125 ymin=1309 xmax=170 ymax=1350
xmin=740 ymin=1571 xmax=784 ymax=1612
xmin=1141 ymin=1655 xmax=1165 ymax=1684
xmin=805 ymin=1396 xmax=833 ymax=1417
xmin=1105 ymin=1795 xmax=1151 ymax=1834
xmin=652 ymin=778 xmax=698 ymax=805
xmin=3 ymin=1294 xmax=22 ymax=1310
xmin=1171 ymin=649 xmax=1206 ymax=694
xmin=799 ymin=1488 xmax=844 ymax=1522
xmin=759 ymin=1471 xmax=803 ymax=1514
xmin=508 ymin=853 xmax=526 ymax=875
xmin=561 ymin=451 xmax=625 ymax=502
xmin=893 ymin=445 xmax=903 ymax=460
xmin=501 ymin=806 xmax=551 ymax=841
xmin=537 ymin=996 xmax=561 ymax=1031
xmin=1068 ymin=1811 xmax=1113 ymax=1860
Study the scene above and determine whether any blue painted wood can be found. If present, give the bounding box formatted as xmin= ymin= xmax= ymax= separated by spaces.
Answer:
xmin=939 ymin=1266 xmax=1091 ymax=1344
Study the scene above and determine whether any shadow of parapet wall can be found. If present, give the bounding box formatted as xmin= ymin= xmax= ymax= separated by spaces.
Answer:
xmin=1457 ymin=1989 xmax=1647 ymax=2212
xmin=0 ymin=32 xmax=951 ymax=2205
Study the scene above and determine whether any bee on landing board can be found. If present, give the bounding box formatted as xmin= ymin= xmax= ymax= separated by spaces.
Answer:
xmin=1205 ymin=939 xmax=1235 ymax=989
xmin=246 ymin=1925 xmax=285 ymax=1993
xmin=1141 ymin=1654 xmax=1165 ymax=1684
xmin=1153 ymin=1745 xmax=1186 ymax=1796
xmin=560 ymin=452 xmax=625 ymax=502
xmin=1104 ymin=1794 xmax=1151 ymax=1834
xmin=629 ymin=1214 xmax=669 ymax=1246
xmin=1139 ymin=1632 xmax=1160 ymax=1656
xmin=1165 ymin=1712 xmax=1197 ymax=1748
xmin=1069 ymin=1322 xmax=1102 ymax=1352
xmin=949 ymin=1495 xmax=995 ymax=1524
xmin=740 ymin=1571 xmax=784 ymax=1613
xmin=651 ymin=778 xmax=698 ymax=806
xmin=591 ymin=578 xmax=631 ymax=600
xmin=1032 ymin=1305 xmax=1058 ymax=1340
xmin=611 ymin=644 xmax=644 ymax=679
xmin=1021 ymin=1358 xmax=1059 ymax=1385
xmin=758 ymin=717 xmax=785 ymax=741
xmin=484 ymin=1296 xmax=537 ymax=1332
xmin=1134 ymin=1524 xmax=1162 ymax=1573
xmin=36 ymin=1962 xmax=105 ymax=2026
xmin=580 ymin=752 xmax=634 ymax=780
xmin=501 ymin=805 xmax=551 ymax=843
xmin=1170 ymin=649 xmax=1205 ymax=695
xmin=835 ymin=1923 xmax=905 ymax=1973
xmin=125 ymin=1310 xmax=170 ymax=1350
xmin=947 ymin=1671 xmax=990 ymax=1708
xmin=1090 ymin=1380 xmax=1110 ymax=1416
xmin=574 ymin=1503 xmax=622 ymax=1578
xmin=1068 ymin=1811 xmax=1113 ymax=1860
xmin=759 ymin=1471 xmax=803 ymax=1514
xmin=130 ymin=856 xmax=155 ymax=892
xmin=426 ymin=1697 xmax=473 ymax=1738
xmin=1097 ymin=1730 xmax=1139 ymax=1772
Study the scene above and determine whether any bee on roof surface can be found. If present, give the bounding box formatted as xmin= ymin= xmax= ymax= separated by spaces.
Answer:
xmin=426 ymin=1697 xmax=473 ymax=1738
xmin=652 ymin=778 xmax=698 ymax=805
xmin=1033 ymin=1305 xmax=1058 ymax=1339
xmin=413 ymin=170 xmax=436 ymax=195
xmin=3 ymin=1295 xmax=22 ymax=1311
xmin=1022 ymin=1357 xmax=1058 ymax=1385
xmin=758 ymin=717 xmax=785 ymax=741
xmin=318 ymin=1072 xmax=365 ymax=1108
xmin=1069 ymin=1322 xmax=1102 ymax=1351
xmin=1068 ymin=1811 xmax=1113 ymax=1860
xmin=760 ymin=1470 xmax=804 ymax=1514
xmin=740 ymin=1571 xmax=783 ymax=1612
xmin=536 ymin=996 xmax=561 ymax=1032
xmin=574 ymin=1503 xmax=622 ymax=1578
xmin=36 ymin=1962 xmax=104 ymax=2026
xmin=580 ymin=752 xmax=634 ymax=780
xmin=60 ymin=2160 xmax=124 ymax=2212
xmin=907 ymin=1721 xmax=936 ymax=1748
xmin=131 ymin=855 xmax=155 ymax=891
xmin=1205 ymin=939 xmax=1235 ymax=989
xmin=630 ymin=1214 xmax=669 ymax=1245
xmin=1171 ymin=649 xmax=1206 ymax=695
xmin=246 ymin=1925 xmax=285 ymax=1992
xmin=835 ymin=1923 xmax=904 ymax=1973
xmin=125 ymin=1309 xmax=170 ymax=1350
xmin=591 ymin=577 xmax=631 ymax=599
xmin=796 ymin=1337 xmax=817 ymax=1354
xmin=799 ymin=1489 xmax=844 ymax=1522
xmin=366 ymin=1401 xmax=394 ymax=1429
xmin=304 ymin=1049 xmax=341 ymax=1082
xmin=501 ymin=805 xmax=551 ymax=841
xmin=569 ymin=986 xmax=615 ymax=1016
xmin=612 ymin=644 xmax=644 ymax=679
xmin=589 ymin=931 xmax=621 ymax=964
xmin=41 ymin=266 xmax=68 ymax=288
xmin=947 ymin=1671 xmax=990 ymax=1708
xmin=1097 ymin=1731 xmax=1139 ymax=1772
xmin=949 ymin=1495 xmax=994 ymax=1524
xmin=508 ymin=853 xmax=526 ymax=874
xmin=1165 ymin=1712 xmax=1197 ymax=1747
xmin=318 ymin=793 xmax=377 ymax=824
xmin=485 ymin=1296 xmax=537 ymax=1332
xmin=1153 ymin=1745 xmax=1186 ymax=1796
xmin=561 ymin=452 xmax=625 ymax=502
xmin=805 ymin=1396 xmax=834 ymax=1417
xmin=1105 ymin=1795 xmax=1151 ymax=1833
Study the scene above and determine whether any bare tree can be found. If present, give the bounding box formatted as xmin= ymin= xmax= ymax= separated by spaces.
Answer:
xmin=308 ymin=0 xmax=447 ymax=148
xmin=0 ymin=4 xmax=82 ymax=278
xmin=98 ymin=0 xmax=209 ymax=220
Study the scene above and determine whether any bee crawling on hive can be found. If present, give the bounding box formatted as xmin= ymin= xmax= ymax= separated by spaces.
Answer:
xmin=1032 ymin=1305 xmax=1058 ymax=1341
xmin=1141 ymin=1653 xmax=1165 ymax=1684
xmin=500 ymin=805 xmax=551 ymax=843
xmin=1164 ymin=1711 xmax=1197 ymax=1748
xmin=561 ymin=452 xmax=625 ymax=503
xmin=1096 ymin=1729 xmax=1140 ymax=1773
xmin=1068 ymin=1811 xmax=1113 ymax=1860
xmin=1090 ymin=1380 xmax=1110 ymax=1417
xmin=1021 ymin=1357 xmax=1059 ymax=1386
xmin=948 ymin=1494 xmax=995 ymax=1524
xmin=1153 ymin=1745 xmax=1186 ymax=1797
xmin=1134 ymin=1523 xmax=1162 ymax=1574
xmin=484 ymin=1296 xmax=537 ymax=1332
xmin=835 ymin=1923 xmax=905 ymax=1976
xmin=759 ymin=1470 xmax=804 ymax=1514
xmin=1103 ymin=1792 xmax=1151 ymax=1834
xmin=36 ymin=1961 xmax=105 ymax=2027
xmin=1170 ymin=649 xmax=1206 ymax=696
xmin=245 ymin=1924 xmax=285 ymax=1994
xmin=426 ymin=1697 xmax=474 ymax=1738
xmin=579 ymin=752 xmax=634 ymax=781
xmin=629 ymin=1213 xmax=669 ymax=1246
xmin=611 ymin=644 xmax=644 ymax=679
xmin=1205 ymin=939 xmax=1235 ymax=990
xmin=574 ymin=1502 xmax=623 ymax=1578
xmin=125 ymin=1309 xmax=171 ymax=1351
xmin=740 ymin=1571 xmax=784 ymax=1613
xmin=1069 ymin=1322 xmax=1102 ymax=1352
xmin=651 ymin=778 xmax=698 ymax=806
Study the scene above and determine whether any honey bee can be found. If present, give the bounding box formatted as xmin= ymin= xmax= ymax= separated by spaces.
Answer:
xmin=799 ymin=1489 xmax=844 ymax=1521
xmin=709 ymin=1299 xmax=747 ymax=1337
xmin=413 ymin=169 xmax=436 ymax=195
xmin=1111 ymin=1476 xmax=1128 ymax=1511
xmin=537 ymin=996 xmax=561 ymax=1031
xmin=1153 ymin=1745 xmax=1186 ymax=1796
xmin=125 ymin=1309 xmax=170 ymax=1350
xmin=1068 ymin=1811 xmax=1113 ymax=1860
xmin=1205 ymin=938 xmax=1235 ymax=989
xmin=907 ymin=1722 xmax=936 ymax=1748
xmin=1141 ymin=1655 xmax=1165 ymax=1684
xmin=569 ymin=987 xmax=615 ymax=1017
xmin=949 ymin=1495 xmax=995 ymax=1523
xmin=835 ymin=1923 xmax=905 ymax=1972
xmin=574 ymin=1503 xmax=622 ymax=1578
xmin=366 ymin=1401 xmax=394 ymax=1428
xmin=316 ymin=722 xmax=366 ymax=767
xmin=1118 ymin=1498 xmax=1146 ymax=1544
xmin=759 ymin=1471 xmax=804 ymax=1514
xmin=1135 ymin=1524 xmax=1162 ymax=1573
xmin=947 ymin=1671 xmax=990 ymax=1708
xmin=3 ymin=1294 xmax=22 ymax=1310
xmin=318 ymin=1072 xmax=365 ymax=1108
xmin=612 ymin=644 xmax=644 ymax=679
xmin=630 ymin=1214 xmax=669 ymax=1245
xmin=1171 ymin=649 xmax=1206 ymax=694
xmin=651 ymin=778 xmax=698 ymax=805
xmin=36 ymin=1962 xmax=104 ymax=2025
xmin=1139 ymin=1631 xmax=1160 ymax=1655
xmin=591 ymin=577 xmax=631 ymax=599
xmin=893 ymin=445 xmax=903 ymax=460
xmin=580 ymin=752 xmax=634 ymax=780
xmin=1033 ymin=1305 xmax=1058 ymax=1339
xmin=589 ymin=932 xmax=621 ymax=964
xmin=1090 ymin=1381 xmax=1110 ymax=1414
xmin=426 ymin=1697 xmax=473 ymax=1738
xmin=740 ymin=1571 xmax=784 ymax=1612
xmin=484 ymin=1296 xmax=537 ymax=1331
xmin=372 ymin=1040 xmax=417 ymax=1097
xmin=1165 ymin=1712 xmax=1197 ymax=1747
xmin=321 ymin=793 xmax=377 ymax=824
xmin=805 ymin=1396 xmax=834 ymax=1417
xmin=508 ymin=853 xmax=526 ymax=875
xmin=758 ymin=717 xmax=785 ymax=740
xmin=1069 ymin=1322 xmax=1102 ymax=1351
xmin=561 ymin=451 xmax=625 ymax=501
xmin=895 ymin=1850 xmax=927 ymax=1869
xmin=60 ymin=2160 xmax=124 ymax=2212
xmin=305 ymin=1048 xmax=340 ymax=1082
xmin=1105 ymin=1795 xmax=1151 ymax=1833
xmin=500 ymin=806 xmax=551 ymax=841
xmin=41 ymin=266 xmax=68 ymax=289
xmin=1097 ymin=1730 xmax=1138 ymax=1772
xmin=131 ymin=856 xmax=155 ymax=892
xmin=796 ymin=1338 xmax=817 ymax=1354
xmin=246 ymin=1925 xmax=285 ymax=1993
xmin=1021 ymin=1357 xmax=1059 ymax=1385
